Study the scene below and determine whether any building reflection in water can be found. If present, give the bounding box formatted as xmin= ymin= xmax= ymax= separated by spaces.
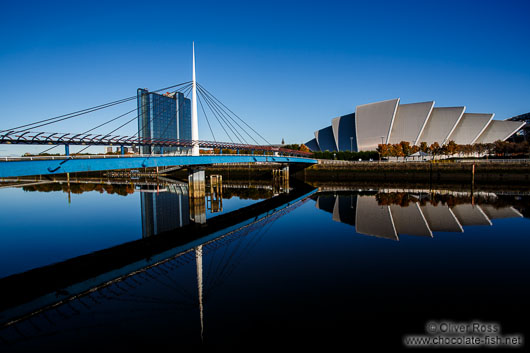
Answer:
xmin=140 ymin=172 xmax=289 ymax=238
xmin=140 ymin=177 xmax=210 ymax=238
xmin=140 ymin=183 xmax=190 ymax=238
xmin=314 ymin=190 xmax=523 ymax=241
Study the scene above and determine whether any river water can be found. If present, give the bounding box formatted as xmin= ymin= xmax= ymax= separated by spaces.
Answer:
xmin=0 ymin=176 xmax=528 ymax=351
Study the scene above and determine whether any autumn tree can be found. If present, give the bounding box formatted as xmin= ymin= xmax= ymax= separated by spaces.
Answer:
xmin=430 ymin=142 xmax=441 ymax=160
xmin=377 ymin=144 xmax=391 ymax=158
xmin=392 ymin=143 xmax=404 ymax=160
xmin=444 ymin=140 xmax=458 ymax=156
xmin=400 ymin=141 xmax=412 ymax=158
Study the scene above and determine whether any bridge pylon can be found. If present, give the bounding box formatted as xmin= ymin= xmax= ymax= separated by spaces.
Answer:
xmin=191 ymin=42 xmax=199 ymax=156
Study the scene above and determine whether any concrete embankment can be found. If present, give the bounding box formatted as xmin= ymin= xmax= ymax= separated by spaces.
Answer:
xmin=292 ymin=160 xmax=530 ymax=184
xmin=157 ymin=160 xmax=530 ymax=185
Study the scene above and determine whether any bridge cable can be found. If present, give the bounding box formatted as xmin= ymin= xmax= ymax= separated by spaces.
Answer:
xmin=82 ymin=107 xmax=137 ymax=135
xmin=1 ymin=97 xmax=135 ymax=133
xmin=42 ymin=85 xmax=191 ymax=155
xmin=144 ymin=85 xmax=194 ymax=154
xmin=197 ymin=86 xmax=259 ymax=145
xmin=205 ymin=202 xmax=286 ymax=294
xmin=2 ymin=82 xmax=191 ymax=133
xmin=198 ymin=83 xmax=270 ymax=146
xmin=198 ymin=85 xmax=264 ymax=146
xmin=197 ymin=83 xmax=271 ymax=145
xmin=38 ymin=106 xmax=139 ymax=155
xmin=38 ymin=86 xmax=190 ymax=155
xmin=197 ymin=87 xmax=248 ymax=144
xmin=133 ymin=83 xmax=193 ymax=139
xmin=196 ymin=88 xmax=238 ymax=143
xmin=198 ymin=90 xmax=235 ymax=143
xmin=197 ymin=94 xmax=216 ymax=142
xmin=197 ymin=85 xmax=254 ymax=144
xmin=76 ymin=86 xmax=192 ymax=155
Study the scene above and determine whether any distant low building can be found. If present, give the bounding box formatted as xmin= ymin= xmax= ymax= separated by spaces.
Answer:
xmin=306 ymin=98 xmax=525 ymax=152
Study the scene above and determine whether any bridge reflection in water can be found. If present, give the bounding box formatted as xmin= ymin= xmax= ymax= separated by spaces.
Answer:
xmin=313 ymin=189 xmax=523 ymax=241
xmin=0 ymin=173 xmax=303 ymax=348
xmin=0 ymin=180 xmax=527 ymax=349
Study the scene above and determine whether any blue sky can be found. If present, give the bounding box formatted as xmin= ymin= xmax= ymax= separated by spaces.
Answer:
xmin=1 ymin=0 xmax=529 ymax=155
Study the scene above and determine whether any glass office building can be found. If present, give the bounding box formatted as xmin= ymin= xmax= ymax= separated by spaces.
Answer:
xmin=137 ymin=89 xmax=192 ymax=154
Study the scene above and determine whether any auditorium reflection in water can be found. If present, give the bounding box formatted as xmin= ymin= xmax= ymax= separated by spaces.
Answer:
xmin=0 ymin=176 xmax=529 ymax=350
xmin=313 ymin=189 xmax=523 ymax=240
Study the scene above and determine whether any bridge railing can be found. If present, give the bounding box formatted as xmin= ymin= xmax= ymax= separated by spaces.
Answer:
xmin=0 ymin=130 xmax=313 ymax=157
xmin=1 ymin=154 xmax=316 ymax=162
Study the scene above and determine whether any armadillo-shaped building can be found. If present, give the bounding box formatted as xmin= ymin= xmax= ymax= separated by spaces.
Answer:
xmin=305 ymin=99 xmax=525 ymax=152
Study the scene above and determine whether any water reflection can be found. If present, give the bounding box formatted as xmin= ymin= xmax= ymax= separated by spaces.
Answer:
xmin=314 ymin=189 xmax=523 ymax=240
xmin=0 ymin=177 xmax=311 ymax=351
xmin=140 ymin=183 xmax=190 ymax=238
xmin=0 ymin=177 xmax=528 ymax=351
xmin=15 ymin=174 xmax=286 ymax=239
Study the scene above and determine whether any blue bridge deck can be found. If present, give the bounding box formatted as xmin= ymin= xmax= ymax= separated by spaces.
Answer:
xmin=0 ymin=154 xmax=317 ymax=178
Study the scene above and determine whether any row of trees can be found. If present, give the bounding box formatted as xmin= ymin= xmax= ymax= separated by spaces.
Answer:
xmin=376 ymin=140 xmax=530 ymax=160
xmin=282 ymin=140 xmax=529 ymax=160
xmin=282 ymin=144 xmax=311 ymax=152
xmin=312 ymin=150 xmax=379 ymax=161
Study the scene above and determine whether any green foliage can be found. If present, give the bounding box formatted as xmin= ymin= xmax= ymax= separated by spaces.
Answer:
xmin=282 ymin=144 xmax=301 ymax=150
xmin=312 ymin=150 xmax=379 ymax=161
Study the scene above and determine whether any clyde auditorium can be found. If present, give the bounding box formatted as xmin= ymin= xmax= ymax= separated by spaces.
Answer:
xmin=305 ymin=98 xmax=525 ymax=152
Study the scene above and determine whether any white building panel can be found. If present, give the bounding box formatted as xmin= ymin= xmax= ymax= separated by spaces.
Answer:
xmin=388 ymin=101 xmax=434 ymax=145
xmin=480 ymin=205 xmax=523 ymax=219
xmin=355 ymin=195 xmax=398 ymax=240
xmin=331 ymin=117 xmax=340 ymax=152
xmin=417 ymin=107 xmax=465 ymax=145
xmin=446 ymin=113 xmax=494 ymax=145
xmin=390 ymin=203 xmax=432 ymax=237
xmin=451 ymin=205 xmax=492 ymax=226
xmin=355 ymin=98 xmax=400 ymax=151
xmin=474 ymin=120 xmax=525 ymax=143
xmin=420 ymin=202 xmax=463 ymax=233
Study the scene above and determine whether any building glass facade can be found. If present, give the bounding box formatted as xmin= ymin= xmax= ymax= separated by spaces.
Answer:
xmin=137 ymin=88 xmax=192 ymax=155
xmin=140 ymin=185 xmax=190 ymax=238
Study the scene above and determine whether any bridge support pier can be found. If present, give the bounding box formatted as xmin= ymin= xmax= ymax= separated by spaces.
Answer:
xmin=272 ymin=166 xmax=289 ymax=194
xmin=120 ymin=145 xmax=125 ymax=155
xmin=65 ymin=145 xmax=70 ymax=156
xmin=208 ymin=174 xmax=223 ymax=213
xmin=188 ymin=168 xmax=206 ymax=224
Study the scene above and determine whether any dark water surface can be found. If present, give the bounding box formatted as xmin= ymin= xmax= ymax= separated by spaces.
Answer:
xmin=0 ymin=177 xmax=529 ymax=351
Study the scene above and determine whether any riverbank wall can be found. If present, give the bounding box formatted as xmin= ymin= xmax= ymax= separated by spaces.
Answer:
xmin=292 ymin=160 xmax=530 ymax=184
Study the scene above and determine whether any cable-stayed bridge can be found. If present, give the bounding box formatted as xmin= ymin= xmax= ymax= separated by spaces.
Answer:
xmin=0 ymin=48 xmax=315 ymax=178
